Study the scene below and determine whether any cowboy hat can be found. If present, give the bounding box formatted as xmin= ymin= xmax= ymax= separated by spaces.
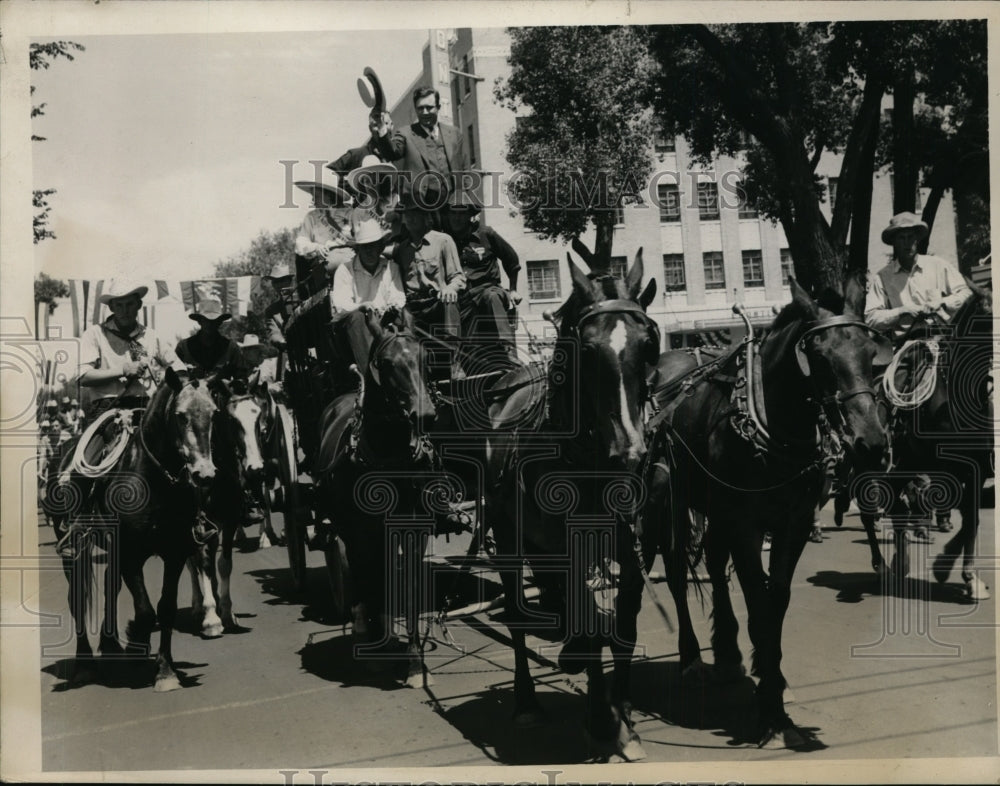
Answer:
xmin=347 ymin=208 xmax=392 ymax=246
xmin=61 ymin=396 xmax=71 ymax=405
xmin=98 ymin=279 xmax=149 ymax=305
xmin=881 ymin=212 xmax=929 ymax=245
xmin=189 ymin=298 xmax=232 ymax=323
xmin=264 ymin=263 xmax=293 ymax=282
xmin=45 ymin=399 xmax=58 ymax=408
xmin=346 ymin=155 xmax=397 ymax=195
xmin=294 ymin=169 xmax=351 ymax=205
xmin=238 ymin=333 xmax=260 ymax=347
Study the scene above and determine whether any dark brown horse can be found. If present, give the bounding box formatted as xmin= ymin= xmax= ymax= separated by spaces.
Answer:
xmin=49 ymin=369 xmax=220 ymax=690
xmin=851 ymin=287 xmax=993 ymax=599
xmin=485 ymin=250 xmax=659 ymax=760
xmin=312 ymin=308 xmax=439 ymax=687
xmin=645 ymin=275 xmax=891 ymax=748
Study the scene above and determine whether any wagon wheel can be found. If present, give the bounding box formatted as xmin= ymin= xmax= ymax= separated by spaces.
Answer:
xmin=274 ymin=403 xmax=307 ymax=592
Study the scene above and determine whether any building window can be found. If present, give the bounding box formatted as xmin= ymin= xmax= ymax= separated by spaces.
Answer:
xmin=742 ymin=250 xmax=764 ymax=288
xmin=662 ymin=254 xmax=686 ymax=292
xmin=737 ymin=186 xmax=758 ymax=219
xmin=703 ymin=251 xmax=726 ymax=290
xmin=527 ymin=259 xmax=561 ymax=300
xmin=780 ymin=248 xmax=794 ymax=285
xmin=697 ymin=182 xmax=720 ymax=221
xmin=656 ymin=183 xmax=681 ymax=223
xmin=609 ymin=256 xmax=628 ymax=280
xmin=828 ymin=177 xmax=839 ymax=210
xmin=654 ymin=124 xmax=676 ymax=153
xmin=467 ymin=124 xmax=476 ymax=167
xmin=462 ymin=54 xmax=471 ymax=96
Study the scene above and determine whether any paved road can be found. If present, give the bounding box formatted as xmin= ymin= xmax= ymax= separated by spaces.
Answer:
xmin=38 ymin=503 xmax=996 ymax=773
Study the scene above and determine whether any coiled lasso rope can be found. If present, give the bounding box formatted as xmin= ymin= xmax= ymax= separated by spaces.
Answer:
xmin=882 ymin=338 xmax=940 ymax=410
xmin=67 ymin=409 xmax=135 ymax=479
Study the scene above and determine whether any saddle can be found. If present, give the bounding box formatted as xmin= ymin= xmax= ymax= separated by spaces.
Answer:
xmin=487 ymin=362 xmax=547 ymax=431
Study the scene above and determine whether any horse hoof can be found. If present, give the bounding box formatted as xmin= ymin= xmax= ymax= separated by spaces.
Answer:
xmin=874 ymin=561 xmax=889 ymax=577
xmin=712 ymin=661 xmax=747 ymax=683
xmin=259 ymin=533 xmax=272 ymax=549
xmin=99 ymin=638 xmax=125 ymax=657
xmin=404 ymin=671 xmax=434 ymax=689
xmin=201 ymin=622 xmax=224 ymax=639
xmin=966 ymin=576 xmax=991 ymax=601
xmin=890 ymin=551 xmax=910 ymax=578
xmin=681 ymin=657 xmax=712 ymax=683
xmin=617 ymin=724 xmax=647 ymax=761
xmin=154 ymin=675 xmax=181 ymax=693
xmin=933 ymin=552 xmax=958 ymax=584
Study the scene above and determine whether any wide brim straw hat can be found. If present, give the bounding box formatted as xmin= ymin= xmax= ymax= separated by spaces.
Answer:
xmin=189 ymin=298 xmax=232 ymax=323
xmin=294 ymin=169 xmax=351 ymax=205
xmin=881 ymin=211 xmax=929 ymax=245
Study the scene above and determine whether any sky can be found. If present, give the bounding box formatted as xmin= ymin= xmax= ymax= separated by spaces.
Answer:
xmin=31 ymin=30 xmax=429 ymax=281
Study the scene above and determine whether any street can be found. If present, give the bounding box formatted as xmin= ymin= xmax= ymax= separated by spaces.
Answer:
xmin=38 ymin=503 xmax=996 ymax=772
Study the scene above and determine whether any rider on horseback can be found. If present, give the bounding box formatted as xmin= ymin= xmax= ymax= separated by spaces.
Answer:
xmin=865 ymin=211 xmax=973 ymax=536
xmin=57 ymin=279 xmax=187 ymax=558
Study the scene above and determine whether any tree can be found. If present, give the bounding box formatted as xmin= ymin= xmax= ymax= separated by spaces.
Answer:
xmin=30 ymin=40 xmax=85 ymax=244
xmin=214 ymin=227 xmax=296 ymax=344
xmin=34 ymin=272 xmax=70 ymax=340
xmin=648 ymin=22 xmax=988 ymax=290
xmin=495 ymin=26 xmax=659 ymax=271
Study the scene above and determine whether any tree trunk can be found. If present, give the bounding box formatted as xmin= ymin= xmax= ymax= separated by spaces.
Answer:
xmin=847 ymin=95 xmax=881 ymax=274
xmin=591 ymin=216 xmax=615 ymax=274
xmin=918 ymin=183 xmax=946 ymax=254
xmin=891 ymin=66 xmax=918 ymax=213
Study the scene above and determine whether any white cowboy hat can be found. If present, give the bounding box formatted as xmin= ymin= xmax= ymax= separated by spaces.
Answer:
xmin=45 ymin=399 xmax=58 ymax=408
xmin=98 ymin=279 xmax=149 ymax=305
xmin=238 ymin=334 xmax=260 ymax=347
xmin=346 ymin=154 xmax=397 ymax=195
xmin=264 ymin=263 xmax=293 ymax=281
xmin=294 ymin=169 xmax=351 ymax=205
xmin=347 ymin=207 xmax=392 ymax=247
xmin=881 ymin=211 xmax=929 ymax=245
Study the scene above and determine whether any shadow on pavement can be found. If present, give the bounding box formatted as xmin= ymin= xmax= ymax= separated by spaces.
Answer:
xmin=807 ymin=570 xmax=975 ymax=604
xmin=432 ymin=688 xmax=591 ymax=764
xmin=43 ymin=656 xmax=205 ymax=692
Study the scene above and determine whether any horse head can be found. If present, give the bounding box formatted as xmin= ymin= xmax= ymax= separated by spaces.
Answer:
xmin=772 ymin=273 xmax=891 ymax=470
xmin=555 ymin=247 xmax=659 ymax=470
xmin=363 ymin=308 xmax=437 ymax=454
xmin=217 ymin=376 xmax=266 ymax=482
xmin=162 ymin=367 xmax=218 ymax=486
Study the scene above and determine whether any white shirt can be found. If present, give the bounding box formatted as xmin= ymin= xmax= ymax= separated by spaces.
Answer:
xmin=79 ymin=318 xmax=185 ymax=400
xmin=330 ymin=255 xmax=407 ymax=313
xmin=865 ymin=254 xmax=972 ymax=331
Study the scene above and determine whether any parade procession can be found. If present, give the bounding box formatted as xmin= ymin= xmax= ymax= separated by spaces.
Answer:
xmin=7 ymin=11 xmax=997 ymax=779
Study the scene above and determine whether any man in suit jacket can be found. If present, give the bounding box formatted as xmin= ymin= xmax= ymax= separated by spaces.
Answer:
xmin=372 ymin=86 xmax=467 ymax=227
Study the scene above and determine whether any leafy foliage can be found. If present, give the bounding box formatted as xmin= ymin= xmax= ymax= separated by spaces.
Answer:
xmin=214 ymin=227 xmax=297 ymax=343
xmin=30 ymin=41 xmax=85 ymax=243
xmin=34 ymin=272 xmax=70 ymax=313
xmin=495 ymin=26 xmax=659 ymax=269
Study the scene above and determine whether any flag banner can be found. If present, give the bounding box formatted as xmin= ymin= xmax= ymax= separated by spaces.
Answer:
xmin=64 ymin=278 xmax=259 ymax=337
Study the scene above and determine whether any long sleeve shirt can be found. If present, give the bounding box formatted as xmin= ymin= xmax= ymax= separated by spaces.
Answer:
xmin=393 ymin=230 xmax=466 ymax=300
xmin=454 ymin=227 xmax=521 ymax=290
xmin=865 ymin=254 xmax=972 ymax=331
xmin=330 ymin=255 xmax=407 ymax=313
xmin=295 ymin=208 xmax=355 ymax=271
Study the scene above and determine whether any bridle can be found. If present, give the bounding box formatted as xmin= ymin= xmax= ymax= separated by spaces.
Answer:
xmin=794 ymin=314 xmax=893 ymax=456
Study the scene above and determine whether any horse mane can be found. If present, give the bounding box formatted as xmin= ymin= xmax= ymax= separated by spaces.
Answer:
xmin=552 ymin=273 xmax=629 ymax=336
xmin=770 ymin=297 xmax=817 ymax=333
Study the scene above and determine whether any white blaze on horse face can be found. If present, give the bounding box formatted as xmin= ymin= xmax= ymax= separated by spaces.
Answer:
xmin=230 ymin=399 xmax=264 ymax=473
xmin=609 ymin=318 xmax=644 ymax=461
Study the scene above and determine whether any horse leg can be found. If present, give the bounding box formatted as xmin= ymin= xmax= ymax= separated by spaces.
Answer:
xmin=60 ymin=541 xmax=96 ymax=683
xmin=218 ymin=523 xmax=237 ymax=630
xmin=958 ymin=478 xmax=989 ymax=600
xmin=404 ymin=529 xmax=433 ymax=689
xmin=188 ymin=541 xmax=223 ymax=639
xmin=153 ymin=554 xmax=186 ymax=692
xmin=500 ymin=561 xmax=543 ymax=725
xmin=705 ymin=522 xmax=744 ymax=682
xmin=861 ymin=510 xmax=888 ymax=575
xmin=890 ymin=517 xmax=910 ymax=590
xmin=663 ymin=481 xmax=705 ymax=678
xmin=121 ymin=551 xmax=156 ymax=673
xmin=608 ymin=526 xmax=646 ymax=761
xmin=98 ymin=530 xmax=124 ymax=657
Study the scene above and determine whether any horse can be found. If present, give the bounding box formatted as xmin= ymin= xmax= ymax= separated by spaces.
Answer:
xmin=48 ymin=368 xmax=220 ymax=691
xmin=484 ymin=249 xmax=660 ymax=761
xmin=188 ymin=376 xmax=267 ymax=637
xmin=644 ymin=274 xmax=892 ymax=748
xmin=312 ymin=307 xmax=438 ymax=687
xmin=854 ymin=286 xmax=993 ymax=599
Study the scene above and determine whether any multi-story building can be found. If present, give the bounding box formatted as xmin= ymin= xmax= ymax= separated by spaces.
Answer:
xmin=389 ymin=28 xmax=962 ymax=349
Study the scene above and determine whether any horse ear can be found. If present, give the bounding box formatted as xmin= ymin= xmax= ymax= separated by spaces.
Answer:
xmin=571 ymin=238 xmax=596 ymax=271
xmin=788 ymin=276 xmax=819 ymax=320
xmin=567 ymin=254 xmax=594 ymax=302
xmin=164 ymin=366 xmax=183 ymax=393
xmin=638 ymin=278 xmax=656 ymax=309
xmin=843 ymin=269 xmax=867 ymax=317
xmin=625 ymin=247 xmax=645 ymax=299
